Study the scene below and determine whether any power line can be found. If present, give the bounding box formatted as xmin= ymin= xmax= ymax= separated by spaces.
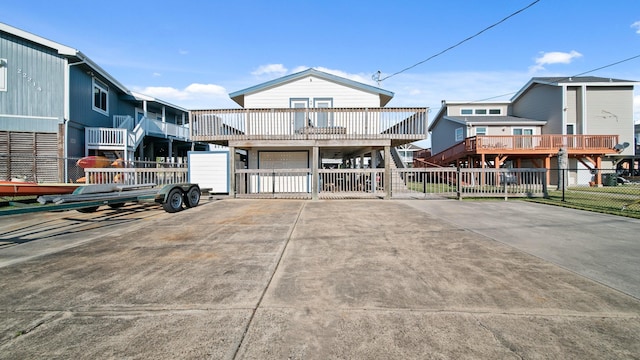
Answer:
xmin=374 ymin=0 xmax=541 ymax=83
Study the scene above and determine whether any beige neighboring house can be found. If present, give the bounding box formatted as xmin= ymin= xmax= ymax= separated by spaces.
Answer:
xmin=190 ymin=68 xmax=428 ymax=198
xmin=427 ymin=76 xmax=638 ymax=185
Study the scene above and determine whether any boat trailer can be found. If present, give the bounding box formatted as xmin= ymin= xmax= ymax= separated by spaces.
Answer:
xmin=0 ymin=183 xmax=202 ymax=216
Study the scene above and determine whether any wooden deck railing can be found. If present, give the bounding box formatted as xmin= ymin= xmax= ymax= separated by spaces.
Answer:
xmin=189 ymin=107 xmax=428 ymax=142
xmin=428 ymin=134 xmax=619 ymax=165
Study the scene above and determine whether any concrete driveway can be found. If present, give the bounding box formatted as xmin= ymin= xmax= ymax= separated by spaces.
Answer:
xmin=0 ymin=199 xmax=639 ymax=359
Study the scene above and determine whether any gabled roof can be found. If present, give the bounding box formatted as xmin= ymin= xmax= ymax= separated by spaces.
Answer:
xmin=229 ymin=68 xmax=394 ymax=107
xmin=512 ymin=76 xmax=639 ymax=102
xmin=0 ymin=22 xmax=130 ymax=95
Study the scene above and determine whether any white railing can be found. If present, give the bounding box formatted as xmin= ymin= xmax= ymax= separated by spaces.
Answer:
xmin=85 ymin=128 xmax=131 ymax=149
xmin=190 ymin=107 xmax=428 ymax=142
xmin=87 ymin=116 xmax=191 ymax=151
xmin=390 ymin=168 xmax=547 ymax=199
xmin=83 ymin=167 xmax=188 ymax=185
xmin=459 ymin=168 xmax=547 ymax=199
xmin=235 ymin=168 xmax=312 ymax=198
xmin=113 ymin=115 xmax=134 ymax=130
xmin=142 ymin=117 xmax=190 ymax=140
xmin=319 ymin=168 xmax=384 ymax=194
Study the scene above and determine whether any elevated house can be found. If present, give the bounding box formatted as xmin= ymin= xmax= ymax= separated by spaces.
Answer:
xmin=427 ymin=77 xmax=637 ymax=186
xmin=190 ymin=68 xmax=428 ymax=198
xmin=0 ymin=22 xmax=205 ymax=182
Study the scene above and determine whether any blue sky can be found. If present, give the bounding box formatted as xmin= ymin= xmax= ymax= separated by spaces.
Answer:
xmin=3 ymin=0 xmax=640 ymax=121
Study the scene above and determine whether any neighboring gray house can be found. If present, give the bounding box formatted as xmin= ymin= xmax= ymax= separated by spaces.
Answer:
xmin=0 ymin=22 xmax=205 ymax=182
xmin=427 ymin=77 xmax=638 ymax=185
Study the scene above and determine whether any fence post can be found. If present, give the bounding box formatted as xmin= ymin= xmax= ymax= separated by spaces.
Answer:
xmin=504 ymin=171 xmax=508 ymax=201
xmin=457 ymin=167 xmax=462 ymax=200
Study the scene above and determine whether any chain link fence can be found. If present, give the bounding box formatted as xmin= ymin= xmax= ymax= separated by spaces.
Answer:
xmin=535 ymin=168 xmax=640 ymax=218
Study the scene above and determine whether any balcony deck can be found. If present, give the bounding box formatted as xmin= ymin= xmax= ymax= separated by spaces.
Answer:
xmin=190 ymin=107 xmax=428 ymax=146
xmin=428 ymin=135 xmax=620 ymax=166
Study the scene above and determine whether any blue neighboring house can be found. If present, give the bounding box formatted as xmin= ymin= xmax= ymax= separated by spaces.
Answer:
xmin=0 ymin=22 xmax=206 ymax=182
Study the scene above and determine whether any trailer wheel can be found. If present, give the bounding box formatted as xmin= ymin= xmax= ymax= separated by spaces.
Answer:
xmin=77 ymin=206 xmax=99 ymax=213
xmin=162 ymin=188 xmax=184 ymax=213
xmin=183 ymin=187 xmax=200 ymax=208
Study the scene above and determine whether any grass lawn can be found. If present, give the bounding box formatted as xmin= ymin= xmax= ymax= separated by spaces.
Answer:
xmin=526 ymin=185 xmax=640 ymax=219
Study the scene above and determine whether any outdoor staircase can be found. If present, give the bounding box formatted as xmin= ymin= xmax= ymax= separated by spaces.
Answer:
xmin=379 ymin=148 xmax=409 ymax=193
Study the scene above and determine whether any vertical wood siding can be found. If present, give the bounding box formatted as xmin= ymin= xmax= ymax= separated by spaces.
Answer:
xmin=0 ymin=31 xmax=65 ymax=125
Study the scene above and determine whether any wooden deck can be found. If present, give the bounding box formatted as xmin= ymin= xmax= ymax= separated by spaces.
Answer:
xmin=189 ymin=107 xmax=428 ymax=145
xmin=428 ymin=135 xmax=620 ymax=166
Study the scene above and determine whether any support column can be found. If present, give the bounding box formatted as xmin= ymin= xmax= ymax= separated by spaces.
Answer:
xmin=312 ymin=146 xmax=319 ymax=200
xmin=168 ymin=139 xmax=173 ymax=163
xmin=545 ymin=156 xmax=551 ymax=187
xmin=228 ymin=146 xmax=235 ymax=197
xmin=371 ymin=150 xmax=379 ymax=169
xmin=384 ymin=145 xmax=391 ymax=199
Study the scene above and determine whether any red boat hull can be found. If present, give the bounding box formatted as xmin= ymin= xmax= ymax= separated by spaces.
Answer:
xmin=0 ymin=181 xmax=80 ymax=196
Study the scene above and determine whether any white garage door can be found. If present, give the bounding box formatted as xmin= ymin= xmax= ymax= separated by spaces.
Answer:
xmin=255 ymin=151 xmax=310 ymax=193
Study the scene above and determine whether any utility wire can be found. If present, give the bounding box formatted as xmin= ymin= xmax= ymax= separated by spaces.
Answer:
xmin=374 ymin=0 xmax=541 ymax=83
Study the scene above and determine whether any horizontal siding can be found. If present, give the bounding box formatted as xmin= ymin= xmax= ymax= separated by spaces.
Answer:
xmin=430 ymin=119 xmax=463 ymax=154
xmin=586 ymin=86 xmax=635 ymax=156
xmin=244 ymin=75 xmax=381 ymax=108
xmin=0 ymin=115 xmax=60 ymax=132
xmin=512 ymin=85 xmax=562 ymax=134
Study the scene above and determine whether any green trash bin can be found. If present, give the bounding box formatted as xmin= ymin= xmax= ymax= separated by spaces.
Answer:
xmin=604 ymin=173 xmax=618 ymax=186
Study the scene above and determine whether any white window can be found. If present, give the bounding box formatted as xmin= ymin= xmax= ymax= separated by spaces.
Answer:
xmin=475 ymin=109 xmax=487 ymax=115
xmin=455 ymin=127 xmax=464 ymax=141
xmin=513 ymin=128 xmax=533 ymax=135
xmin=566 ymin=124 xmax=575 ymax=135
xmin=461 ymin=109 xmax=473 ymax=115
xmin=489 ymin=109 xmax=501 ymax=115
xmin=475 ymin=127 xmax=487 ymax=136
xmin=314 ymin=98 xmax=333 ymax=127
xmin=0 ymin=59 xmax=7 ymax=92
xmin=92 ymin=78 xmax=109 ymax=115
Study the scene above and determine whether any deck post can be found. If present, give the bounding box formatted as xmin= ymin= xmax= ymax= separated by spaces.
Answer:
xmin=384 ymin=146 xmax=391 ymax=199
xmin=312 ymin=146 xmax=319 ymax=200
xmin=229 ymin=146 xmax=236 ymax=197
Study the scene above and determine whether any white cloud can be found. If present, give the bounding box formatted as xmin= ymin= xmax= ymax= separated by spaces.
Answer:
xmin=179 ymin=49 xmax=189 ymax=55
xmin=132 ymin=83 xmax=234 ymax=109
xmin=529 ymin=50 xmax=583 ymax=73
xmin=632 ymin=21 xmax=640 ymax=34
xmin=152 ymin=72 xmax=161 ymax=77
xmin=251 ymin=64 xmax=288 ymax=76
